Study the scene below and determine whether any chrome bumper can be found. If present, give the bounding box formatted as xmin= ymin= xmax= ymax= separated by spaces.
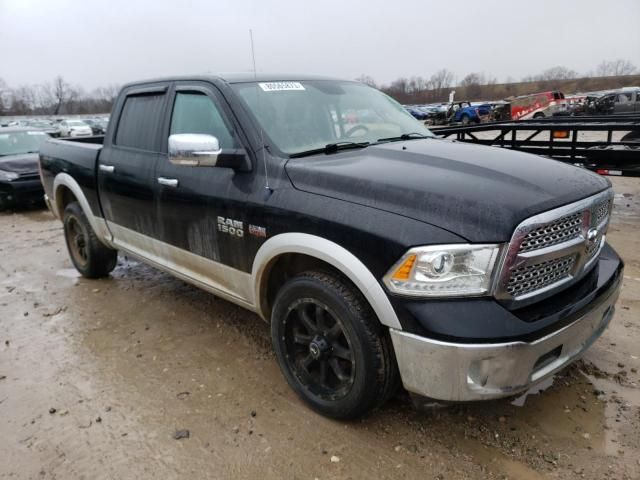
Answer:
xmin=389 ymin=277 xmax=621 ymax=401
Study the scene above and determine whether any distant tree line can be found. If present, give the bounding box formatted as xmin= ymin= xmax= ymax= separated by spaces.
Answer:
xmin=0 ymin=59 xmax=637 ymax=116
xmin=360 ymin=59 xmax=638 ymax=104
xmin=0 ymin=76 xmax=119 ymax=116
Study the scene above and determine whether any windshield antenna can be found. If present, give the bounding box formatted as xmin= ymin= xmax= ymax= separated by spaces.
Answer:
xmin=250 ymin=29 xmax=272 ymax=194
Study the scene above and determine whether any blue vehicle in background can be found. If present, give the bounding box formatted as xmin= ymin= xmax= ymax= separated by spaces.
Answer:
xmin=404 ymin=106 xmax=429 ymax=120
xmin=404 ymin=102 xmax=494 ymax=125
xmin=450 ymin=101 xmax=492 ymax=124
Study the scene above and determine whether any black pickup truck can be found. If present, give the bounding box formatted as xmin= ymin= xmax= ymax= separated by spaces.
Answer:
xmin=39 ymin=74 xmax=623 ymax=419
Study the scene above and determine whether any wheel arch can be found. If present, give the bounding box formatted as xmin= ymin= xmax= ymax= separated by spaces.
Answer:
xmin=52 ymin=173 xmax=112 ymax=244
xmin=252 ymin=233 xmax=402 ymax=330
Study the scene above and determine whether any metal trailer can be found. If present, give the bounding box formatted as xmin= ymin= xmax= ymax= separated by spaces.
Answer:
xmin=432 ymin=115 xmax=640 ymax=177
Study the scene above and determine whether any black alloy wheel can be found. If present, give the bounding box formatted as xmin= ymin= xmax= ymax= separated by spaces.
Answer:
xmin=282 ymin=298 xmax=355 ymax=401
xmin=271 ymin=271 xmax=400 ymax=419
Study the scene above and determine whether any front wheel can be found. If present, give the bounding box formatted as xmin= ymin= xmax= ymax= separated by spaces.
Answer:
xmin=271 ymin=271 xmax=399 ymax=419
xmin=63 ymin=202 xmax=117 ymax=278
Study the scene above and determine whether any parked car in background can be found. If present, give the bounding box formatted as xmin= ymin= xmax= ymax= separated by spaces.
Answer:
xmin=589 ymin=90 xmax=640 ymax=115
xmin=448 ymin=101 xmax=492 ymax=124
xmin=509 ymin=91 xmax=567 ymax=120
xmin=0 ymin=128 xmax=48 ymax=210
xmin=82 ymin=118 xmax=107 ymax=135
xmin=58 ymin=120 xmax=93 ymax=137
xmin=419 ymin=104 xmax=449 ymax=125
xmin=27 ymin=120 xmax=60 ymax=136
xmin=404 ymin=106 xmax=428 ymax=120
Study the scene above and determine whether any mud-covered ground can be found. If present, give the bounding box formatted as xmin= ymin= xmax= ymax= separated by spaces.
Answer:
xmin=1 ymin=177 xmax=639 ymax=480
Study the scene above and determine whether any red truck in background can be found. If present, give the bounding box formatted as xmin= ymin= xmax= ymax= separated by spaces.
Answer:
xmin=510 ymin=91 xmax=568 ymax=119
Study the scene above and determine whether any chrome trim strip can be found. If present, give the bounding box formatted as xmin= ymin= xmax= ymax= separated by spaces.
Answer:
xmin=52 ymin=173 xmax=113 ymax=245
xmin=107 ymin=222 xmax=256 ymax=311
xmin=252 ymin=233 xmax=403 ymax=329
xmin=390 ymin=273 xmax=621 ymax=401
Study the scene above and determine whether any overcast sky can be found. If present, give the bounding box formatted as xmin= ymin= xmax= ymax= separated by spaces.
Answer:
xmin=1 ymin=0 xmax=639 ymax=90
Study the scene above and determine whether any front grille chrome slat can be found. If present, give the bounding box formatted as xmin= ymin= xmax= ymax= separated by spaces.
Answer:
xmin=506 ymin=255 xmax=576 ymax=297
xmin=495 ymin=190 xmax=613 ymax=306
xmin=518 ymin=212 xmax=582 ymax=253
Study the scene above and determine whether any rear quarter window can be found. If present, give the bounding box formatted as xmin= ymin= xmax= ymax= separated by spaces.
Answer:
xmin=115 ymin=93 xmax=165 ymax=151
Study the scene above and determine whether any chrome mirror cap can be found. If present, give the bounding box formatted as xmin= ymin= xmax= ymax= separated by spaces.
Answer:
xmin=168 ymin=133 xmax=221 ymax=166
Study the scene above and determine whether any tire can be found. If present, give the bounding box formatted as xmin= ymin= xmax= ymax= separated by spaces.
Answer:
xmin=63 ymin=202 xmax=117 ymax=278
xmin=271 ymin=270 xmax=399 ymax=419
xmin=460 ymin=114 xmax=471 ymax=125
xmin=533 ymin=112 xmax=545 ymax=119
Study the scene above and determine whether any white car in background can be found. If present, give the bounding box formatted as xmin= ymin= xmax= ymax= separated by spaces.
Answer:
xmin=58 ymin=120 xmax=92 ymax=137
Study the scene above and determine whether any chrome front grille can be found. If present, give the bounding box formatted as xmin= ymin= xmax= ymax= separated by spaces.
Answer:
xmin=519 ymin=212 xmax=582 ymax=253
xmin=592 ymin=199 xmax=612 ymax=226
xmin=496 ymin=189 xmax=613 ymax=304
xmin=506 ymin=255 xmax=576 ymax=297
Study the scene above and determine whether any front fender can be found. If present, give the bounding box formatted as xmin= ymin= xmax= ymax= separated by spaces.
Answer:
xmin=251 ymin=232 xmax=402 ymax=330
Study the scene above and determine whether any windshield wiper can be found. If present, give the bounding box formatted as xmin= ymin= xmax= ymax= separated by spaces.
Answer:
xmin=377 ymin=132 xmax=432 ymax=143
xmin=290 ymin=141 xmax=370 ymax=158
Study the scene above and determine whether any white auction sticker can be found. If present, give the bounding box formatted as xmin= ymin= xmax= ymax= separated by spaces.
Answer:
xmin=259 ymin=82 xmax=305 ymax=92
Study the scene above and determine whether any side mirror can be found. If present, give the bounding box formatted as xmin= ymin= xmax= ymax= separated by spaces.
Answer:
xmin=168 ymin=133 xmax=221 ymax=167
xmin=168 ymin=133 xmax=251 ymax=171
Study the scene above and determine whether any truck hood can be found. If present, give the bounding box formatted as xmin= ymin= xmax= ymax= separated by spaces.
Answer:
xmin=0 ymin=153 xmax=39 ymax=175
xmin=285 ymin=139 xmax=610 ymax=242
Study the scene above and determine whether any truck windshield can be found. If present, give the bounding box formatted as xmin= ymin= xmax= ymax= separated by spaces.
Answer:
xmin=232 ymin=80 xmax=434 ymax=156
xmin=0 ymin=131 xmax=48 ymax=156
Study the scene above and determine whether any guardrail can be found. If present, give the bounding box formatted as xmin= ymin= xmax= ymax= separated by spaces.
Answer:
xmin=432 ymin=116 xmax=640 ymax=177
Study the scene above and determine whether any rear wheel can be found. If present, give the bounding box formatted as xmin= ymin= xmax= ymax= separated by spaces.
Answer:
xmin=533 ymin=112 xmax=545 ymax=119
xmin=460 ymin=114 xmax=471 ymax=125
xmin=63 ymin=202 xmax=117 ymax=278
xmin=271 ymin=270 xmax=399 ymax=419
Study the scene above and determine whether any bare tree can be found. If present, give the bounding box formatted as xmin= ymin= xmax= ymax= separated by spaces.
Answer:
xmin=11 ymin=85 xmax=41 ymax=115
xmin=459 ymin=73 xmax=487 ymax=99
xmin=429 ymin=69 xmax=454 ymax=100
xmin=0 ymin=78 xmax=9 ymax=114
xmin=355 ymin=75 xmax=377 ymax=87
xmin=539 ymin=66 xmax=578 ymax=81
xmin=596 ymin=59 xmax=637 ymax=77
xmin=42 ymin=76 xmax=75 ymax=115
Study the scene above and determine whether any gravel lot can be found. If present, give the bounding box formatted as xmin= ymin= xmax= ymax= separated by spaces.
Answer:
xmin=1 ymin=177 xmax=639 ymax=480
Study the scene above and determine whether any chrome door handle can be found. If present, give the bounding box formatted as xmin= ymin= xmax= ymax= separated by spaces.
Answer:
xmin=158 ymin=177 xmax=179 ymax=187
xmin=99 ymin=164 xmax=115 ymax=173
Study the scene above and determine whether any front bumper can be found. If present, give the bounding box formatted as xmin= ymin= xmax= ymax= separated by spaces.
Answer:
xmin=389 ymin=252 xmax=623 ymax=401
xmin=0 ymin=178 xmax=45 ymax=208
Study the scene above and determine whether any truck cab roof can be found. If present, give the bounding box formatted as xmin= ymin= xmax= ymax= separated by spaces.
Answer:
xmin=121 ymin=73 xmax=348 ymax=89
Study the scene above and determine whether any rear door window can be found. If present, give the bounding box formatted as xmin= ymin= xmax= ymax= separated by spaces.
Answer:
xmin=115 ymin=93 xmax=166 ymax=151
xmin=617 ymin=92 xmax=632 ymax=103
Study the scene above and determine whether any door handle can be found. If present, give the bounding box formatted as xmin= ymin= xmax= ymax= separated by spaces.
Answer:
xmin=158 ymin=177 xmax=179 ymax=188
xmin=99 ymin=164 xmax=115 ymax=173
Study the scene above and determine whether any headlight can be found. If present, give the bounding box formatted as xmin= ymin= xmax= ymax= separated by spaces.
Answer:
xmin=383 ymin=244 xmax=501 ymax=297
xmin=0 ymin=170 xmax=20 ymax=181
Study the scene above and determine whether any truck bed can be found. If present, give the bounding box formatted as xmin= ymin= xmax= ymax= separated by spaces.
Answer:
xmin=39 ymin=136 xmax=105 ymax=217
